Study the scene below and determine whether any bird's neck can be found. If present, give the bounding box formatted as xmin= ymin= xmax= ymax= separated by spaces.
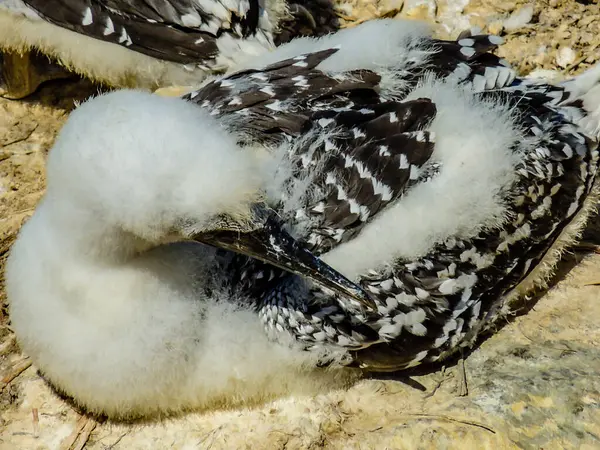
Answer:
xmin=11 ymin=195 xmax=209 ymax=327
xmin=35 ymin=195 xmax=153 ymax=266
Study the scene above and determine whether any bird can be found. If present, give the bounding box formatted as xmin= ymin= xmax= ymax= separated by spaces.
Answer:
xmin=180 ymin=18 xmax=600 ymax=372
xmin=0 ymin=0 xmax=339 ymax=99
xmin=5 ymin=18 xmax=600 ymax=419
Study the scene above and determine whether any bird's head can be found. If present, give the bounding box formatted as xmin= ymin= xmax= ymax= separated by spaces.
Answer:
xmin=44 ymin=89 xmax=375 ymax=309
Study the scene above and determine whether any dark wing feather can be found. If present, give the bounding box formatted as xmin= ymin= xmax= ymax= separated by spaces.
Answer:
xmin=186 ymin=49 xmax=437 ymax=254
xmin=188 ymin=41 xmax=596 ymax=371
xmin=296 ymin=101 xmax=436 ymax=253
xmin=187 ymin=49 xmax=381 ymax=124
xmin=425 ymin=33 xmax=517 ymax=91
xmin=275 ymin=85 xmax=598 ymax=369
xmin=23 ymin=0 xmax=260 ymax=64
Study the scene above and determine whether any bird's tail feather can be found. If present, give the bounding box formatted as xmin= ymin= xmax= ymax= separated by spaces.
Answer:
xmin=559 ymin=64 xmax=600 ymax=139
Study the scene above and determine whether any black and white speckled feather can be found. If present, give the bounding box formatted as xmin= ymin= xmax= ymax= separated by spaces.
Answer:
xmin=429 ymin=30 xmax=516 ymax=92
xmin=21 ymin=0 xmax=263 ymax=67
xmin=186 ymin=48 xmax=438 ymax=254
xmin=13 ymin=0 xmax=340 ymax=73
xmin=183 ymin=21 xmax=600 ymax=371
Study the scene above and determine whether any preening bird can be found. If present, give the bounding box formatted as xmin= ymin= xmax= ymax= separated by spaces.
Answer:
xmin=5 ymin=19 xmax=600 ymax=419
xmin=0 ymin=0 xmax=339 ymax=98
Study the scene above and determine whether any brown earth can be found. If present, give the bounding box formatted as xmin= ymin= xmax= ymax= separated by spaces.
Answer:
xmin=1 ymin=1 xmax=600 ymax=449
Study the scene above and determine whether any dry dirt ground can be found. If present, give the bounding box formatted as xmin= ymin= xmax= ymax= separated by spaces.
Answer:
xmin=1 ymin=1 xmax=600 ymax=449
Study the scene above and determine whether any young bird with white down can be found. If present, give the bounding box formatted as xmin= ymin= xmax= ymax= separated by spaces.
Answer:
xmin=6 ymin=19 xmax=600 ymax=418
xmin=0 ymin=0 xmax=338 ymax=98
xmin=5 ymin=91 xmax=360 ymax=419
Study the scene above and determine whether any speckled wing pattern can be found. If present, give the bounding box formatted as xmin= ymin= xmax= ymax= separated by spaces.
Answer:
xmin=426 ymin=30 xmax=517 ymax=91
xmin=257 ymin=85 xmax=598 ymax=373
xmin=188 ymin=53 xmax=437 ymax=255
xmin=294 ymin=100 xmax=436 ymax=254
xmin=339 ymin=86 xmax=599 ymax=371
xmin=187 ymin=48 xmax=383 ymax=137
xmin=188 ymin=36 xmax=598 ymax=371
xmin=184 ymin=48 xmax=436 ymax=283
xmin=23 ymin=0 xmax=260 ymax=65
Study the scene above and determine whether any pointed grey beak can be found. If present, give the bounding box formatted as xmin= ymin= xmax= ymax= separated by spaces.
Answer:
xmin=193 ymin=214 xmax=377 ymax=311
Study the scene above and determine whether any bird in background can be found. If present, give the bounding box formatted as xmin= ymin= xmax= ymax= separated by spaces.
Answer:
xmin=0 ymin=0 xmax=340 ymax=99
xmin=5 ymin=19 xmax=600 ymax=420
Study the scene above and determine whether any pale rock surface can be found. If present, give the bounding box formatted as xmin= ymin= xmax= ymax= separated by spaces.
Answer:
xmin=502 ymin=4 xmax=534 ymax=31
xmin=402 ymin=0 xmax=437 ymax=21
xmin=2 ymin=1 xmax=600 ymax=448
xmin=556 ymin=46 xmax=577 ymax=69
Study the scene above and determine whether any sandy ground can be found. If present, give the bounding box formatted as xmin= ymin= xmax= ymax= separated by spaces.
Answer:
xmin=1 ymin=1 xmax=600 ymax=449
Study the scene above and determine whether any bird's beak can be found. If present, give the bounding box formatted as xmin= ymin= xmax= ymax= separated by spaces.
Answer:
xmin=192 ymin=214 xmax=377 ymax=311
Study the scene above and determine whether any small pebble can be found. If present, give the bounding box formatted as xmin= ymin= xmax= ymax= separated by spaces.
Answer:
xmin=555 ymin=47 xmax=577 ymax=68
xmin=579 ymin=16 xmax=596 ymax=28
xmin=525 ymin=69 xmax=564 ymax=84
xmin=504 ymin=4 xmax=534 ymax=31
xmin=402 ymin=0 xmax=437 ymax=20
xmin=487 ymin=21 xmax=504 ymax=36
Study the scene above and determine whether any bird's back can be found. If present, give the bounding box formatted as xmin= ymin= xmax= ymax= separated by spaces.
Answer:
xmin=184 ymin=23 xmax=600 ymax=371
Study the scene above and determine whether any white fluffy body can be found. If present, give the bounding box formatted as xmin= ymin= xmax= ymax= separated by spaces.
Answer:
xmin=7 ymin=18 xmax=600 ymax=419
xmin=236 ymin=18 xmax=433 ymax=76
xmin=44 ymin=91 xmax=265 ymax=242
xmin=5 ymin=90 xmax=353 ymax=419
